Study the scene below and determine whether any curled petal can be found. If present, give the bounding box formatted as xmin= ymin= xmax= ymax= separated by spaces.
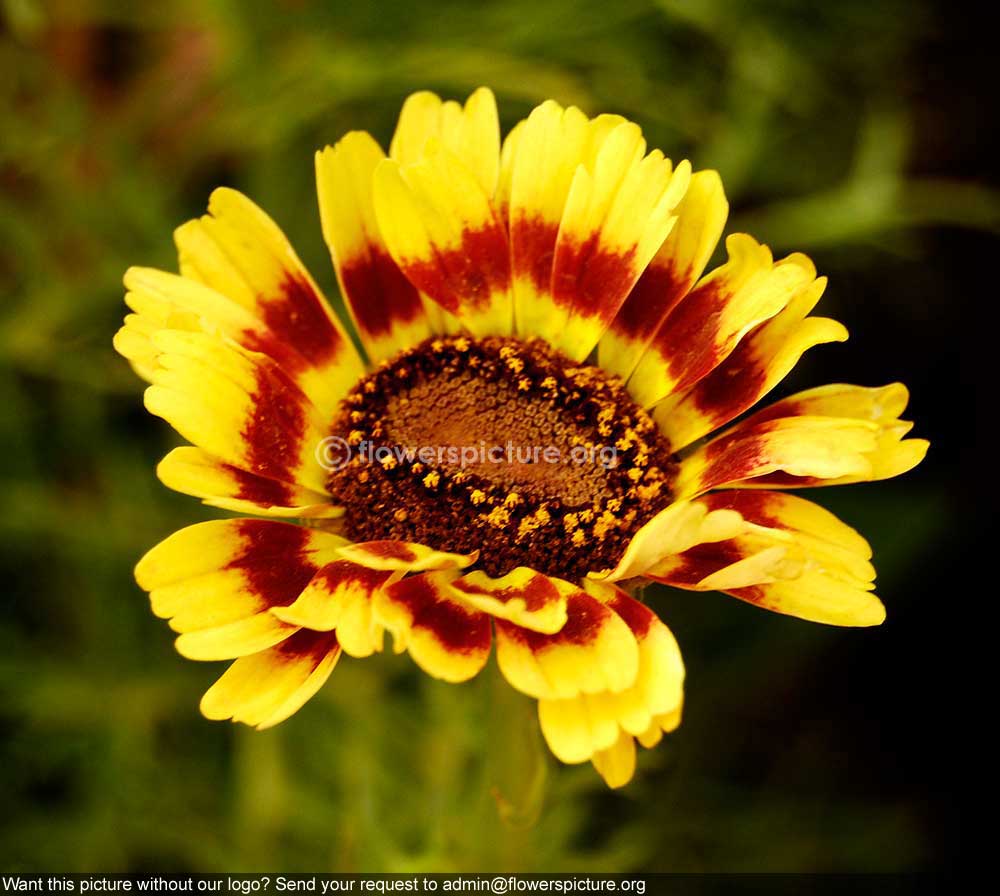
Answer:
xmin=450 ymin=567 xmax=572 ymax=634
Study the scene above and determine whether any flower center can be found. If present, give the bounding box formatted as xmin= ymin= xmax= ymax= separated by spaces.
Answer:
xmin=327 ymin=336 xmax=677 ymax=580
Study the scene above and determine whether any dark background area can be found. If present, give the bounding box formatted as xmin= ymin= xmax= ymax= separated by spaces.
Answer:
xmin=0 ymin=0 xmax=984 ymax=872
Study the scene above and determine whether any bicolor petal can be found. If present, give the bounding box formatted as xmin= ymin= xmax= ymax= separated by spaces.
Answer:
xmin=156 ymin=447 xmax=341 ymax=518
xmin=596 ymin=498 xmax=745 ymax=582
xmin=537 ymin=582 xmax=684 ymax=772
xmin=200 ymin=629 xmax=342 ymax=729
xmin=134 ymin=520 xmax=346 ymax=654
xmin=336 ymin=540 xmax=477 ymax=573
xmin=627 ymin=236 xmax=815 ymax=408
xmin=653 ymin=269 xmax=849 ymax=449
xmin=373 ymin=143 xmax=512 ymax=336
xmin=507 ymin=102 xmax=625 ymax=343
xmin=678 ymin=383 xmax=928 ymax=493
xmin=649 ymin=491 xmax=884 ymax=626
xmin=316 ymin=131 xmax=433 ymax=362
xmin=373 ymin=571 xmax=492 ymax=683
xmin=599 ymin=169 xmax=728 ymax=380
xmin=270 ymin=560 xmax=393 ymax=658
xmin=495 ymin=588 xmax=639 ymax=700
xmin=676 ymin=415 xmax=884 ymax=497
xmin=142 ymin=330 xmax=333 ymax=494
xmin=450 ymin=567 xmax=572 ymax=634
xmin=172 ymin=187 xmax=363 ymax=411
xmin=505 ymin=100 xmax=691 ymax=359
xmin=547 ymin=134 xmax=691 ymax=360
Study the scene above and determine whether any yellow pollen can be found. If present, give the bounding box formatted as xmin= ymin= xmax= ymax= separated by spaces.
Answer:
xmin=423 ymin=471 xmax=441 ymax=489
xmin=517 ymin=517 xmax=540 ymax=539
xmin=486 ymin=506 xmax=510 ymax=528
xmin=470 ymin=489 xmax=487 ymax=505
xmin=616 ymin=431 xmax=636 ymax=451
xmin=637 ymin=481 xmax=663 ymax=501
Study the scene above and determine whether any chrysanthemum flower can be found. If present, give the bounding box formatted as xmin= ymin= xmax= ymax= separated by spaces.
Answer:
xmin=115 ymin=88 xmax=927 ymax=788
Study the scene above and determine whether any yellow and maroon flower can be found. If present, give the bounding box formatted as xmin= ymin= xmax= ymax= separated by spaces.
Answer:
xmin=115 ymin=88 xmax=927 ymax=788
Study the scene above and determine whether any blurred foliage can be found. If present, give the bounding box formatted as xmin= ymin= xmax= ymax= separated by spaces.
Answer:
xmin=0 ymin=0 xmax=985 ymax=874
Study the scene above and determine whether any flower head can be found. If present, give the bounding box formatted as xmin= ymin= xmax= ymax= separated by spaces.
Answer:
xmin=115 ymin=88 xmax=927 ymax=788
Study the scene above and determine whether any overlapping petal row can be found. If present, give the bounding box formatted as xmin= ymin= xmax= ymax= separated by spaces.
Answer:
xmin=134 ymin=518 xmax=685 ymax=785
xmin=116 ymin=87 xmax=928 ymax=787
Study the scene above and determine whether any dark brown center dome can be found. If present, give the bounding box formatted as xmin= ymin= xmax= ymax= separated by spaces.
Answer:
xmin=327 ymin=336 xmax=677 ymax=580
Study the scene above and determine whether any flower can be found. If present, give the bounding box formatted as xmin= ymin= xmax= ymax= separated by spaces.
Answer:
xmin=114 ymin=87 xmax=927 ymax=788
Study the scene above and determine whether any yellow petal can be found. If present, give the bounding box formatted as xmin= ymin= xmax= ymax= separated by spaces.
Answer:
xmin=597 ymin=498 xmax=744 ymax=582
xmin=156 ymin=447 xmax=341 ymax=518
xmin=495 ymin=589 xmax=639 ymax=700
xmin=450 ymin=567 xmax=572 ymax=634
xmin=373 ymin=145 xmax=512 ymax=336
xmin=599 ymin=169 xmax=729 ymax=380
xmin=336 ymin=540 xmax=477 ymax=573
xmin=172 ymin=188 xmax=362 ymax=410
xmin=316 ymin=132 xmax=434 ymax=362
xmin=135 ymin=520 xmax=346 ymax=635
xmin=270 ymin=560 xmax=392 ymax=658
xmin=143 ymin=329 xmax=332 ymax=494
xmin=175 ymin=613 xmax=299 ymax=662
xmin=373 ymin=571 xmax=491 ymax=683
xmin=591 ymin=729 xmax=637 ymax=789
xmin=200 ymin=630 xmax=341 ymax=729
xmin=628 ymin=235 xmax=813 ymax=407
xmin=390 ymin=87 xmax=500 ymax=198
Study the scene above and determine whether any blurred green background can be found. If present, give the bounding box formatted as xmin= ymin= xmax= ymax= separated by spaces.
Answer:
xmin=0 ymin=0 xmax=983 ymax=873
